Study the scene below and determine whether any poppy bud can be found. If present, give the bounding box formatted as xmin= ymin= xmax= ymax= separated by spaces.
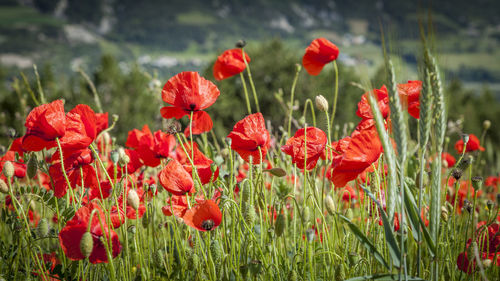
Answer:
xmin=235 ymin=40 xmax=246 ymax=48
xmin=80 ymin=232 xmax=93 ymax=258
xmin=119 ymin=154 xmax=130 ymax=166
xmin=110 ymin=150 xmax=120 ymax=164
xmin=483 ymin=120 xmax=491 ymax=130
xmin=102 ymin=131 xmax=111 ymax=145
xmin=112 ymin=114 xmax=119 ymax=123
xmin=471 ymin=176 xmax=483 ymax=191
xmin=0 ymin=178 xmax=8 ymax=194
xmin=243 ymin=204 xmax=256 ymax=226
xmin=315 ymin=95 xmax=329 ymax=112
xmin=295 ymin=63 xmax=302 ymax=73
xmin=7 ymin=128 xmax=16 ymax=139
xmin=496 ymin=194 xmax=500 ymax=205
xmin=302 ymin=206 xmax=310 ymax=224
xmin=275 ymin=213 xmax=285 ymax=237
xmin=127 ymin=189 xmax=140 ymax=211
xmin=210 ymin=239 xmax=223 ymax=265
xmin=249 ymin=260 xmax=262 ymax=276
xmin=463 ymin=199 xmax=472 ymax=213
xmin=264 ymin=167 xmax=286 ymax=177
xmin=461 ymin=134 xmax=469 ymax=148
xmin=150 ymin=184 xmax=157 ymax=195
xmin=482 ymin=259 xmax=492 ymax=268
xmin=152 ymin=249 xmax=165 ymax=268
xmin=325 ymin=195 xmax=336 ymax=216
xmin=37 ymin=218 xmax=49 ymax=238
xmin=187 ymin=251 xmax=200 ymax=271
xmin=346 ymin=208 xmax=354 ymax=220
xmin=241 ymin=182 xmax=251 ymax=205
xmin=440 ymin=206 xmax=449 ymax=222
xmin=288 ymin=269 xmax=298 ymax=281
xmin=457 ymin=156 xmax=472 ymax=171
xmin=27 ymin=154 xmax=38 ymax=179
xmin=305 ymin=228 xmax=315 ymax=242
xmin=2 ymin=161 xmax=14 ymax=178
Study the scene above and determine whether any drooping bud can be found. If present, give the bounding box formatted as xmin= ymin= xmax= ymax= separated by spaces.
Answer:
xmin=440 ymin=206 xmax=449 ymax=222
xmin=127 ymin=189 xmax=140 ymax=210
xmin=243 ymin=204 xmax=256 ymax=226
xmin=80 ymin=232 xmax=94 ymax=258
xmin=0 ymin=178 xmax=8 ymax=194
xmin=264 ymin=167 xmax=286 ymax=177
xmin=483 ymin=120 xmax=491 ymax=130
xmin=487 ymin=200 xmax=493 ymax=211
xmin=36 ymin=218 xmax=49 ymax=238
xmin=325 ymin=195 xmax=336 ymax=216
xmin=27 ymin=154 xmax=38 ymax=179
xmin=275 ymin=213 xmax=285 ymax=237
xmin=315 ymin=95 xmax=329 ymax=112
xmin=302 ymin=206 xmax=310 ymax=224
xmin=101 ymin=131 xmax=111 ymax=145
xmin=2 ymin=161 xmax=14 ymax=178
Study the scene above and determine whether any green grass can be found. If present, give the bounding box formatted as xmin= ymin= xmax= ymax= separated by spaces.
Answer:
xmin=0 ymin=6 xmax=63 ymax=27
xmin=176 ymin=11 xmax=217 ymax=25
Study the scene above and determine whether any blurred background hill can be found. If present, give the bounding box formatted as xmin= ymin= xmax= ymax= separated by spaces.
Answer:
xmin=0 ymin=0 xmax=499 ymax=163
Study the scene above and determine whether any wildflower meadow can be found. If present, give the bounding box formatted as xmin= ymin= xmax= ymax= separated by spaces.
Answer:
xmin=0 ymin=24 xmax=499 ymax=281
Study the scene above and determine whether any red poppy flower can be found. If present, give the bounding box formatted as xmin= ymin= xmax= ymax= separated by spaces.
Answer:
xmin=107 ymin=149 xmax=143 ymax=179
xmin=281 ymin=127 xmax=327 ymax=170
xmin=356 ymin=86 xmax=390 ymax=120
xmin=160 ymin=72 xmax=220 ymax=135
xmin=182 ymin=199 xmax=222 ymax=231
xmin=227 ymin=113 xmax=270 ymax=164
xmin=136 ymin=128 xmax=176 ymax=167
xmin=455 ymin=134 xmax=485 ymax=154
xmin=58 ymin=104 xmax=100 ymax=155
xmin=340 ymin=185 xmax=358 ymax=203
xmin=302 ymin=38 xmax=340 ymax=75
xmin=326 ymin=128 xmax=383 ymax=188
xmin=213 ymin=48 xmax=250 ymax=80
xmin=59 ymin=202 xmax=121 ymax=264
xmin=162 ymin=195 xmax=189 ymax=217
xmin=174 ymin=141 xmax=218 ymax=185
xmin=49 ymin=148 xmax=97 ymax=198
xmin=126 ymin=125 xmax=151 ymax=149
xmin=457 ymin=222 xmax=500 ymax=273
xmin=398 ymin=80 xmax=422 ymax=119
xmin=95 ymin=112 xmax=109 ymax=134
xmin=22 ymin=100 xmax=66 ymax=151
xmin=9 ymin=137 xmax=25 ymax=157
xmin=158 ymin=159 xmax=194 ymax=196
xmin=441 ymin=152 xmax=456 ymax=168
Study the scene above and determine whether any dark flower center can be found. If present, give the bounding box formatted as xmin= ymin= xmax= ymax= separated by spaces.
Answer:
xmin=189 ymin=103 xmax=196 ymax=111
xmin=201 ymin=219 xmax=214 ymax=231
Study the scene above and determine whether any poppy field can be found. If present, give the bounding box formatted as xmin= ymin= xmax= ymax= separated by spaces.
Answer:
xmin=0 ymin=32 xmax=499 ymax=281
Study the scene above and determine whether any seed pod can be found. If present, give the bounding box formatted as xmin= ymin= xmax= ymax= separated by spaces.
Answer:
xmin=241 ymin=181 xmax=251 ymax=205
xmin=275 ymin=213 xmax=285 ymax=237
xmin=127 ymin=189 xmax=140 ymax=210
xmin=0 ymin=178 xmax=8 ymax=194
xmin=210 ymin=239 xmax=223 ymax=265
xmin=80 ymin=232 xmax=93 ymax=258
xmin=235 ymin=40 xmax=246 ymax=48
xmin=243 ymin=204 xmax=256 ymax=226
xmin=110 ymin=150 xmax=120 ymax=164
xmin=487 ymin=200 xmax=493 ymax=211
xmin=471 ymin=176 xmax=483 ymax=191
xmin=325 ymin=195 xmax=336 ymax=215
xmin=37 ymin=218 xmax=49 ymax=238
xmin=119 ymin=154 xmax=130 ymax=167
xmin=451 ymin=169 xmax=462 ymax=181
xmin=2 ymin=161 xmax=14 ymax=178
xmin=152 ymin=249 xmax=165 ymax=268
xmin=27 ymin=154 xmax=38 ymax=179
xmin=302 ymin=206 xmax=310 ymax=224
xmin=315 ymin=95 xmax=329 ymax=112
xmin=483 ymin=259 xmax=493 ymax=268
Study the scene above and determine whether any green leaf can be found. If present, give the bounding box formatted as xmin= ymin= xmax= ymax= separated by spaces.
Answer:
xmin=362 ymin=187 xmax=401 ymax=268
xmin=338 ymin=215 xmax=390 ymax=270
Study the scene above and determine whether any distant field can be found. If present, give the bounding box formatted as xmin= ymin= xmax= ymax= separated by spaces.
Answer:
xmin=0 ymin=6 xmax=62 ymax=27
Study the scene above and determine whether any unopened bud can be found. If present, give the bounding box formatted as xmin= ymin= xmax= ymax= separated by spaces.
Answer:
xmin=112 ymin=114 xmax=119 ymax=122
xmin=305 ymin=228 xmax=315 ymax=242
xmin=483 ymin=120 xmax=491 ymax=130
xmin=462 ymin=134 xmax=469 ymax=148
xmin=482 ymin=259 xmax=493 ymax=268
xmin=243 ymin=204 xmax=256 ymax=226
xmin=7 ymin=128 xmax=16 ymax=139
xmin=346 ymin=208 xmax=354 ymax=220
xmin=3 ymin=161 xmax=14 ymax=178
xmin=152 ymin=249 xmax=165 ymax=268
xmin=80 ymin=232 xmax=94 ymax=258
xmin=325 ymin=195 xmax=336 ymax=216
xmin=275 ymin=213 xmax=285 ymax=237
xmin=452 ymin=169 xmax=462 ymax=181
xmin=37 ymin=218 xmax=49 ymax=238
xmin=110 ymin=150 xmax=120 ymax=164
xmin=288 ymin=269 xmax=298 ymax=281
xmin=0 ymin=178 xmax=8 ymax=193
xmin=264 ymin=167 xmax=286 ymax=177
xmin=487 ymin=200 xmax=493 ymax=211
xmin=441 ymin=206 xmax=449 ymax=222
xmin=119 ymin=154 xmax=130 ymax=166
xmin=315 ymin=95 xmax=329 ymax=112
xmin=249 ymin=260 xmax=262 ymax=276
xmin=27 ymin=154 xmax=38 ymax=179
xmin=235 ymin=40 xmax=246 ymax=48
xmin=127 ymin=189 xmax=140 ymax=210
xmin=302 ymin=206 xmax=310 ymax=224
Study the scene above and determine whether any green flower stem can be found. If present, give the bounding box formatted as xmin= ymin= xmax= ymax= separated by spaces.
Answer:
xmin=329 ymin=61 xmax=339 ymax=127
xmin=287 ymin=65 xmax=301 ymax=137
xmin=239 ymin=72 xmax=252 ymax=114
xmin=241 ymin=48 xmax=260 ymax=112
